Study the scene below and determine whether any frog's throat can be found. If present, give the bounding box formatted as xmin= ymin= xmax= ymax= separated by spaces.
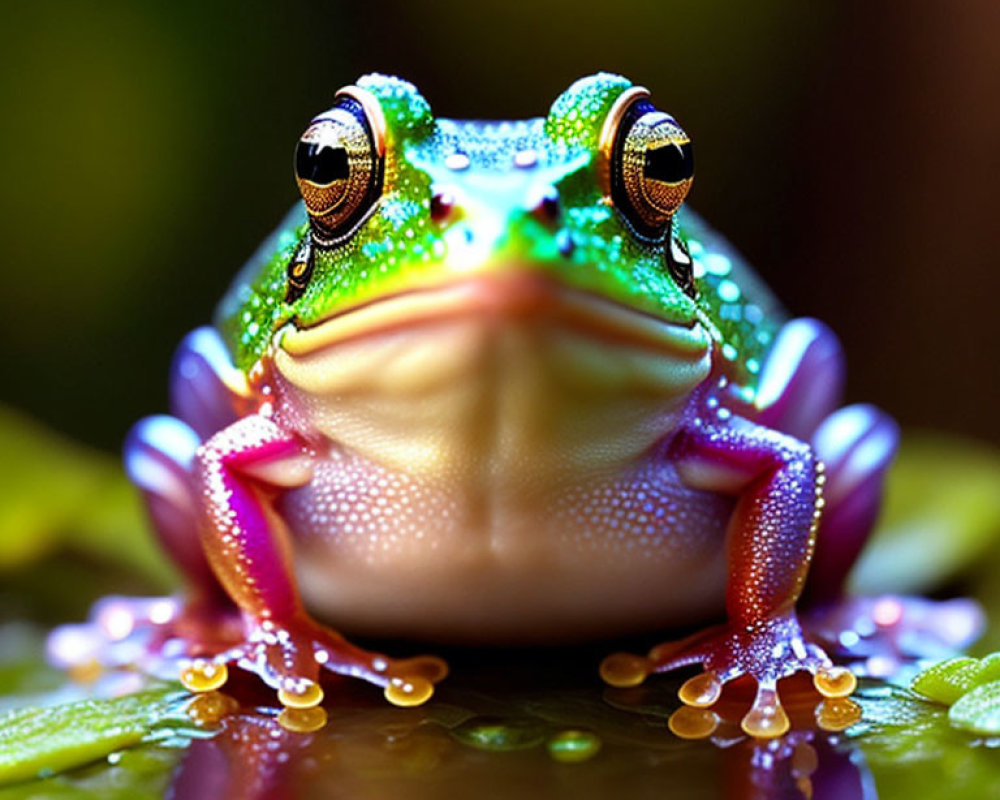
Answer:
xmin=270 ymin=272 xmax=712 ymax=484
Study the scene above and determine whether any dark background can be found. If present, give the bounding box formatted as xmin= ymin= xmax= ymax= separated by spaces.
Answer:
xmin=1 ymin=0 xmax=997 ymax=451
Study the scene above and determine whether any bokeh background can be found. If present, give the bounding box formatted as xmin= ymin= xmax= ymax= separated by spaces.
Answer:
xmin=1 ymin=0 xmax=998 ymax=451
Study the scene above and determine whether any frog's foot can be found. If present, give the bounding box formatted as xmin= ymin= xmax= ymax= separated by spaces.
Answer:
xmin=601 ymin=612 xmax=854 ymax=738
xmin=88 ymin=595 xmax=242 ymax=655
xmin=181 ymin=614 xmax=448 ymax=710
xmin=803 ymin=594 xmax=985 ymax=676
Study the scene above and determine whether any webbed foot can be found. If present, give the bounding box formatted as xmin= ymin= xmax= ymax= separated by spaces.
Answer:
xmin=601 ymin=611 xmax=854 ymax=738
xmin=180 ymin=614 xmax=448 ymax=709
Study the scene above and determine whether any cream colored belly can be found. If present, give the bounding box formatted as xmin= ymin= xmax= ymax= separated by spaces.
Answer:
xmin=280 ymin=453 xmax=732 ymax=644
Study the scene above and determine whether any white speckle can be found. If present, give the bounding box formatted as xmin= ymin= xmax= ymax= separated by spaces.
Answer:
xmin=513 ymin=149 xmax=538 ymax=168
xmin=702 ymin=253 xmax=731 ymax=276
xmin=717 ymin=279 xmax=741 ymax=303
xmin=149 ymin=600 xmax=175 ymax=625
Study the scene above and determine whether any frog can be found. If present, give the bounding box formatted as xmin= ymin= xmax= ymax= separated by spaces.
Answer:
xmin=106 ymin=72 xmax=975 ymax=738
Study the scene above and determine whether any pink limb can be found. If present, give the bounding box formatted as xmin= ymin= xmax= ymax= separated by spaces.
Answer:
xmin=189 ymin=413 xmax=445 ymax=708
xmin=601 ymin=409 xmax=853 ymax=737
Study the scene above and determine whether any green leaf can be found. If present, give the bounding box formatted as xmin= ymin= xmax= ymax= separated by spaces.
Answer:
xmin=855 ymin=688 xmax=1000 ymax=799
xmin=949 ymin=680 xmax=1000 ymax=736
xmin=911 ymin=655 xmax=1000 ymax=705
xmin=0 ymin=745 xmax=181 ymax=800
xmin=850 ymin=434 xmax=1000 ymax=595
xmin=0 ymin=688 xmax=185 ymax=787
xmin=546 ymin=729 xmax=603 ymax=763
xmin=450 ymin=715 xmax=548 ymax=751
xmin=0 ymin=405 xmax=175 ymax=589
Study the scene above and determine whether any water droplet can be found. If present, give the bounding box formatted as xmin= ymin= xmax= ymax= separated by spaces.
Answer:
xmin=186 ymin=691 xmax=239 ymax=726
xmin=815 ymin=698 xmax=862 ymax=731
xmin=668 ymin=706 xmax=720 ymax=740
xmin=278 ymin=706 xmax=328 ymax=733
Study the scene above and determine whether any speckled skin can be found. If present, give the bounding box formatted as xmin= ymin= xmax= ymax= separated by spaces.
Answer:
xmin=122 ymin=74 xmax=905 ymax=725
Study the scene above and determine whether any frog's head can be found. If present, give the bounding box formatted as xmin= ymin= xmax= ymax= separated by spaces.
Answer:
xmin=220 ymin=74 xmax=718 ymax=399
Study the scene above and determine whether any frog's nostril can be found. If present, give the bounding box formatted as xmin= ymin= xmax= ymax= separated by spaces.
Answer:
xmin=430 ymin=191 xmax=456 ymax=223
xmin=529 ymin=187 xmax=560 ymax=225
xmin=556 ymin=229 xmax=576 ymax=258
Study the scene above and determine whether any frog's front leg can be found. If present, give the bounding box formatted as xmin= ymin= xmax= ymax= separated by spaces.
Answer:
xmin=187 ymin=413 xmax=447 ymax=708
xmin=601 ymin=408 xmax=852 ymax=738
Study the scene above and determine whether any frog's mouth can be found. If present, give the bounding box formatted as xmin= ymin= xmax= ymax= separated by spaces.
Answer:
xmin=279 ymin=273 xmax=710 ymax=359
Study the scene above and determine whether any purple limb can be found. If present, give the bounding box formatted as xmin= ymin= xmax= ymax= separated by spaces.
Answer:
xmin=124 ymin=415 xmax=222 ymax=596
xmin=169 ymin=326 xmax=247 ymax=440
xmin=753 ymin=318 xmax=845 ymax=440
xmin=804 ymin=404 xmax=899 ymax=604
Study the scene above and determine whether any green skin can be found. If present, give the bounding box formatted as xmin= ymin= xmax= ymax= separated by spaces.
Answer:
xmin=119 ymin=72 xmax=913 ymax=733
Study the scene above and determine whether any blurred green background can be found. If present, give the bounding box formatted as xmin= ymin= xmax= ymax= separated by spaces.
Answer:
xmin=0 ymin=0 xmax=998 ymax=451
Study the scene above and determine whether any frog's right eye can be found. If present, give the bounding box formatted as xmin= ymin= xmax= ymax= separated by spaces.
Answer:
xmin=295 ymin=85 xmax=386 ymax=244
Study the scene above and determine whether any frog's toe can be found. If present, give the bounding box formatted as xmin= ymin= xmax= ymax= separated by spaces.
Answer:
xmin=741 ymin=683 xmax=791 ymax=738
xmin=206 ymin=620 xmax=323 ymax=704
xmin=677 ymin=670 xmax=725 ymax=707
xmin=601 ymin=623 xmax=726 ymax=689
xmin=733 ymin=665 xmax=855 ymax=738
xmin=180 ymin=658 xmax=230 ymax=693
xmin=380 ymin=655 xmax=449 ymax=706
xmin=308 ymin=624 xmax=447 ymax=707
xmin=599 ymin=652 xmax=656 ymax=688
xmin=207 ymin=617 xmax=447 ymax=709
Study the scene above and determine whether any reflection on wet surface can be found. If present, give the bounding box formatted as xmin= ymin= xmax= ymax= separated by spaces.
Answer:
xmin=169 ymin=647 xmax=878 ymax=800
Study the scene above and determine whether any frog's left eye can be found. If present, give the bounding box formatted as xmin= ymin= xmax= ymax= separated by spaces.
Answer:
xmin=295 ymin=85 xmax=386 ymax=244
xmin=600 ymin=87 xmax=694 ymax=240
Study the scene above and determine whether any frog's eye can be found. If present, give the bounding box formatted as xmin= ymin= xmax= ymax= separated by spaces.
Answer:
xmin=600 ymin=87 xmax=694 ymax=240
xmin=294 ymin=85 xmax=386 ymax=244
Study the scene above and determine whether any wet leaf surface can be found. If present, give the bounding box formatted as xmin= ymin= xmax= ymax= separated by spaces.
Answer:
xmin=911 ymin=654 xmax=1000 ymax=705
xmin=948 ymin=680 xmax=1000 ymax=736
xmin=0 ymin=688 xmax=185 ymax=787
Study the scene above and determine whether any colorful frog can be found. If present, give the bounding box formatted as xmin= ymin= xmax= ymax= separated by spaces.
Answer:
xmin=113 ymin=73 xmax=933 ymax=737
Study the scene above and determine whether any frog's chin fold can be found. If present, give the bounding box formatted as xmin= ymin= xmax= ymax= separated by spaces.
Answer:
xmin=269 ymin=273 xmax=712 ymax=482
xmin=279 ymin=272 xmax=708 ymax=359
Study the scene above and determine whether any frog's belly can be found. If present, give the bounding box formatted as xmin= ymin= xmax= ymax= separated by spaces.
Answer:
xmin=279 ymin=453 xmax=732 ymax=643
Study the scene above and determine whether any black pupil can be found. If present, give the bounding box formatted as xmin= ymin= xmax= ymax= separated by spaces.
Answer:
xmin=295 ymin=142 xmax=350 ymax=185
xmin=643 ymin=142 xmax=694 ymax=184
